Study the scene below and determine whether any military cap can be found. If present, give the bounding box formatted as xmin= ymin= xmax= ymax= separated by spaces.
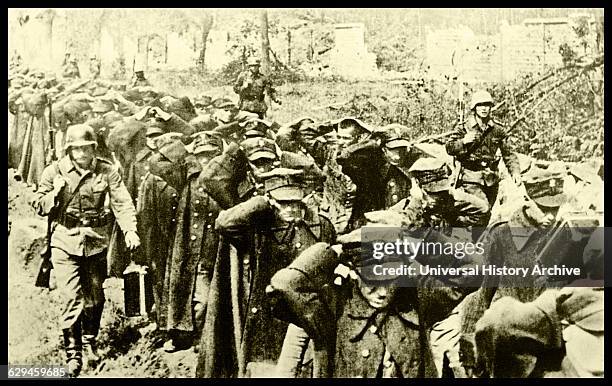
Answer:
xmin=91 ymin=99 xmax=114 ymax=113
xmin=523 ymin=167 xmax=567 ymax=207
xmin=163 ymin=96 xmax=195 ymax=121
xmin=241 ymin=137 xmax=278 ymax=161
xmin=123 ymin=88 xmax=143 ymax=102
xmin=70 ymin=57 xmax=78 ymax=63
xmin=376 ymin=123 xmax=411 ymax=148
xmin=191 ymin=131 xmax=224 ymax=154
xmin=334 ymin=116 xmax=374 ymax=134
xmin=409 ymin=157 xmax=452 ymax=192
xmin=103 ymin=111 xmax=124 ymax=127
xmin=357 ymin=255 xmax=406 ymax=284
xmin=211 ymin=98 xmax=234 ymax=109
xmin=217 ymin=100 xmax=238 ymax=110
xmin=139 ymin=86 xmax=159 ymax=100
xmin=91 ymin=86 xmax=110 ymax=97
xmin=337 ymin=227 xmax=407 ymax=283
xmin=262 ymin=167 xmax=305 ymax=201
xmin=247 ymin=57 xmax=261 ymax=66
xmin=194 ymin=95 xmax=213 ymax=108
xmin=287 ymin=116 xmax=316 ymax=130
xmin=90 ymin=53 xmax=98 ymax=60
xmin=242 ymin=118 xmax=273 ymax=138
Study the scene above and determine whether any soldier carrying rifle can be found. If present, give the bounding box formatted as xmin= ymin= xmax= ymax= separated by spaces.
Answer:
xmin=445 ymin=90 xmax=522 ymax=239
xmin=32 ymin=124 xmax=140 ymax=377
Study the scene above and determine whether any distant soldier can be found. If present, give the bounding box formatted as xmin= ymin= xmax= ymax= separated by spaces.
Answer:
xmin=233 ymin=57 xmax=281 ymax=118
xmin=131 ymin=64 xmax=152 ymax=88
xmin=89 ymin=54 xmax=101 ymax=80
xmin=32 ymin=124 xmax=140 ymax=377
xmin=445 ymin=90 xmax=521 ymax=236
xmin=63 ymin=56 xmax=81 ymax=80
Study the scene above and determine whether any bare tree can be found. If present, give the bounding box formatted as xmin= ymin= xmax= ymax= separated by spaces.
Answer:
xmin=260 ymin=9 xmax=271 ymax=74
xmin=36 ymin=9 xmax=56 ymax=68
xmin=198 ymin=13 xmax=214 ymax=74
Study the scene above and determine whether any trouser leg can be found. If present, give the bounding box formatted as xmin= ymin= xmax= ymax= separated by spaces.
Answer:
xmin=51 ymin=248 xmax=84 ymax=330
xmin=81 ymin=251 xmax=107 ymax=367
xmin=81 ymin=251 xmax=107 ymax=338
xmin=51 ymin=248 xmax=84 ymax=376
xmin=453 ymin=184 xmax=493 ymax=240
xmin=192 ymin=268 xmax=211 ymax=338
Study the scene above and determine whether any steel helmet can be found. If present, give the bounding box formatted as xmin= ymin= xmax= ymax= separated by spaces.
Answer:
xmin=64 ymin=124 xmax=97 ymax=150
xmin=470 ymin=90 xmax=494 ymax=110
xmin=247 ymin=57 xmax=261 ymax=66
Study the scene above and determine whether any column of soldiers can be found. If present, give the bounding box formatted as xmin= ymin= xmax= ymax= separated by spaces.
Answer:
xmin=9 ymin=54 xmax=603 ymax=378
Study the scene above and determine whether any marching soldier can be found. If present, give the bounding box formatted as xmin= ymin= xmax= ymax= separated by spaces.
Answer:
xmin=164 ymin=132 xmax=225 ymax=352
xmin=32 ymin=124 xmax=140 ymax=377
xmin=89 ymin=54 xmax=101 ymax=80
xmin=445 ymin=90 xmax=522 ymax=234
xmin=233 ymin=57 xmax=281 ymax=119
xmin=196 ymin=166 xmax=335 ymax=377
xmin=131 ymin=64 xmax=152 ymax=88
xmin=456 ymin=166 xmax=589 ymax=377
xmin=375 ymin=124 xmax=415 ymax=208
xmin=268 ymin=225 xmax=469 ymax=378
xmin=474 ymin=286 xmax=603 ymax=378
xmin=63 ymin=56 xmax=81 ymax=80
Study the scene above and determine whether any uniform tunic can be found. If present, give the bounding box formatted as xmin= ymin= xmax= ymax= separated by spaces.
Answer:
xmin=233 ymin=71 xmax=276 ymax=116
xmin=33 ymin=156 xmax=136 ymax=331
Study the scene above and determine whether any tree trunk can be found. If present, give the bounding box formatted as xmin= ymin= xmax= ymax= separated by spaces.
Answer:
xmin=38 ymin=9 xmax=56 ymax=70
xmin=198 ymin=13 xmax=214 ymax=74
xmin=287 ymin=30 xmax=292 ymax=67
xmin=260 ymin=10 xmax=271 ymax=74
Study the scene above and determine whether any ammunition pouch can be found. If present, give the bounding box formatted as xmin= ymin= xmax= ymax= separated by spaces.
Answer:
xmin=58 ymin=211 xmax=113 ymax=229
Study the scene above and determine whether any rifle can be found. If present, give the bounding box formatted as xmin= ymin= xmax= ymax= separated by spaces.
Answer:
xmin=47 ymin=99 xmax=57 ymax=163
xmin=35 ymin=213 xmax=54 ymax=288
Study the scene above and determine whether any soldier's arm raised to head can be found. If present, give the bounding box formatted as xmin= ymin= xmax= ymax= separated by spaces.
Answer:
xmin=268 ymin=243 xmax=339 ymax=343
xmin=233 ymin=73 xmax=245 ymax=94
xmin=164 ymin=113 xmax=197 ymax=137
xmin=445 ymin=122 xmax=469 ymax=157
xmin=214 ymin=195 xmax=274 ymax=235
xmin=106 ymin=165 xmax=137 ymax=234
xmin=31 ymin=163 xmax=61 ymax=216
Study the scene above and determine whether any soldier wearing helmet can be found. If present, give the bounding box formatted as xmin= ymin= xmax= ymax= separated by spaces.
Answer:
xmin=233 ymin=56 xmax=281 ymax=118
xmin=62 ymin=54 xmax=81 ymax=79
xmin=445 ymin=90 xmax=521 ymax=237
xmin=89 ymin=54 xmax=101 ymax=80
xmin=32 ymin=124 xmax=140 ymax=377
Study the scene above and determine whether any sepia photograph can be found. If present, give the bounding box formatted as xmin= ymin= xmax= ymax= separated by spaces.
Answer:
xmin=7 ymin=8 xmax=604 ymax=378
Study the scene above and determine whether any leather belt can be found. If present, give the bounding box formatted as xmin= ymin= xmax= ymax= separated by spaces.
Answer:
xmin=58 ymin=212 xmax=113 ymax=228
xmin=462 ymin=159 xmax=499 ymax=171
